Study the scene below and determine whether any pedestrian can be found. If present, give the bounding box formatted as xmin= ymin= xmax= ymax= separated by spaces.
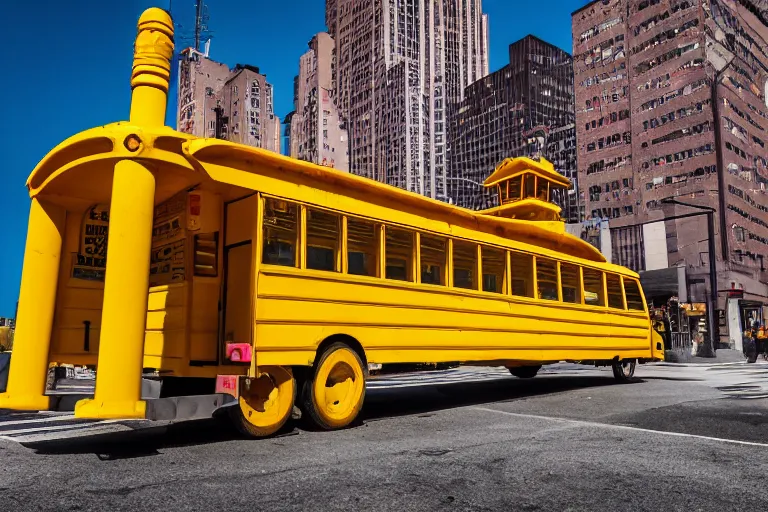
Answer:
xmin=758 ymin=322 xmax=767 ymax=361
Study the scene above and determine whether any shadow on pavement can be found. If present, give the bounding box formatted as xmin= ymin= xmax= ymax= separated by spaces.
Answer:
xmin=22 ymin=372 xmax=667 ymax=456
xmin=361 ymin=374 xmax=622 ymax=423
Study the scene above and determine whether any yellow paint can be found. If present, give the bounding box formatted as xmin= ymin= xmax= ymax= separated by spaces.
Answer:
xmin=307 ymin=345 xmax=365 ymax=429
xmin=232 ymin=366 xmax=295 ymax=437
xmin=2 ymin=7 xmax=662 ymax=426
xmin=75 ymin=159 xmax=156 ymax=419
xmin=0 ymin=199 xmax=65 ymax=411
xmin=76 ymin=9 xmax=172 ymax=420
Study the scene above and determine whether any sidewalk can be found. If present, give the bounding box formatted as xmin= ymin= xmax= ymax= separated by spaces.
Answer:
xmin=661 ymin=348 xmax=747 ymax=365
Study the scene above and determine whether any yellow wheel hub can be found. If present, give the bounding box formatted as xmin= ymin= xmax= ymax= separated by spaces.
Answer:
xmin=235 ymin=365 xmax=295 ymax=437
xmin=312 ymin=348 xmax=365 ymax=428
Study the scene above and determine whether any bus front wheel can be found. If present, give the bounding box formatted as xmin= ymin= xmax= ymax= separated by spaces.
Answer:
xmin=229 ymin=366 xmax=296 ymax=438
xmin=612 ymin=359 xmax=636 ymax=382
xmin=300 ymin=342 xmax=367 ymax=431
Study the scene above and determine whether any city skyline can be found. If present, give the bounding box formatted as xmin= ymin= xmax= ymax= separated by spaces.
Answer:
xmin=0 ymin=0 xmax=586 ymax=316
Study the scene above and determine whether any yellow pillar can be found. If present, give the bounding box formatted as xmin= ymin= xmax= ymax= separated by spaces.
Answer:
xmin=0 ymin=199 xmax=65 ymax=411
xmin=74 ymin=8 xmax=173 ymax=420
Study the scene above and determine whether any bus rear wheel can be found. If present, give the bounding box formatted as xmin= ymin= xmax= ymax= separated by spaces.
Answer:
xmin=612 ymin=359 xmax=636 ymax=382
xmin=300 ymin=342 xmax=366 ymax=431
xmin=508 ymin=365 xmax=541 ymax=379
xmin=229 ymin=366 xmax=296 ymax=438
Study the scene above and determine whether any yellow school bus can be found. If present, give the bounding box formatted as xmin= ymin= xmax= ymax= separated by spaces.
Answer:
xmin=0 ymin=8 xmax=664 ymax=437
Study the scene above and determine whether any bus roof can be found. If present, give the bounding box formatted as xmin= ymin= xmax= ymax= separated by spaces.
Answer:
xmin=184 ymin=138 xmax=622 ymax=270
xmin=483 ymin=157 xmax=571 ymax=189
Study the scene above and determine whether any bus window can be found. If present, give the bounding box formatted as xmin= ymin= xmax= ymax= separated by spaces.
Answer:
xmin=583 ymin=268 xmax=605 ymax=306
xmin=623 ymin=278 xmax=646 ymax=311
xmin=306 ymin=208 xmax=340 ymax=272
xmin=347 ymin=217 xmax=378 ymax=277
xmin=606 ymin=273 xmax=625 ymax=309
xmin=510 ymin=252 xmax=534 ymax=297
xmin=420 ymin=234 xmax=447 ymax=286
xmin=536 ymin=258 xmax=559 ymax=301
xmin=262 ymin=198 xmax=299 ymax=267
xmin=509 ymin=175 xmax=522 ymax=202
xmin=481 ymin=246 xmax=505 ymax=293
xmin=453 ymin=240 xmax=477 ymax=290
xmin=560 ymin=262 xmax=582 ymax=304
xmin=385 ymin=227 xmax=414 ymax=282
xmin=536 ymin=178 xmax=549 ymax=201
xmin=524 ymin=174 xmax=536 ymax=199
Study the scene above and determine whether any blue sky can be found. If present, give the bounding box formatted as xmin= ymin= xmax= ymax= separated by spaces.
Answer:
xmin=0 ymin=0 xmax=584 ymax=317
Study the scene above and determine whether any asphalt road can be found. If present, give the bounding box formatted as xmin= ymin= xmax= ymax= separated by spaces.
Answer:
xmin=2 ymin=364 xmax=768 ymax=511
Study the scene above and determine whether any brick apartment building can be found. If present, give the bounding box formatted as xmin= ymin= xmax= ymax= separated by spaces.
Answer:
xmin=449 ymin=35 xmax=580 ymax=222
xmin=176 ymin=48 xmax=281 ymax=153
xmin=287 ymin=32 xmax=350 ymax=171
xmin=572 ymin=0 xmax=768 ymax=341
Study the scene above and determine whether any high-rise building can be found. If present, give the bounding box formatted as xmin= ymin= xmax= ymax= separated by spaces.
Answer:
xmin=177 ymin=49 xmax=281 ymax=153
xmin=290 ymin=33 xmax=350 ymax=171
xmin=572 ymin=0 xmax=768 ymax=339
xmin=325 ymin=0 xmax=489 ymax=200
xmin=449 ymin=35 xmax=579 ymax=222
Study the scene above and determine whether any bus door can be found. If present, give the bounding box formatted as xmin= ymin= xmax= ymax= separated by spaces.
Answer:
xmin=220 ymin=195 xmax=258 ymax=363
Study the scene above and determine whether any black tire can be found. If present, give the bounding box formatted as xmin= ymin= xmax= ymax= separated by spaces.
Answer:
xmin=612 ymin=359 xmax=636 ymax=382
xmin=508 ymin=365 xmax=541 ymax=379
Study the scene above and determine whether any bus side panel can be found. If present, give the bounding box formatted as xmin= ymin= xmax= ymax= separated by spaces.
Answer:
xmin=254 ymin=269 xmax=651 ymax=366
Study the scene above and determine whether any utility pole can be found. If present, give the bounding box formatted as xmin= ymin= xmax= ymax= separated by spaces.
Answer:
xmin=194 ymin=0 xmax=204 ymax=51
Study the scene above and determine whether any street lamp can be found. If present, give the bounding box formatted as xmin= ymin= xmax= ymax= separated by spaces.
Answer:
xmin=660 ymin=197 xmax=718 ymax=357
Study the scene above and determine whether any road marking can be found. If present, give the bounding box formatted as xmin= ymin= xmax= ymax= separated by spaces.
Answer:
xmin=472 ymin=406 xmax=768 ymax=448
xmin=0 ymin=420 xmax=120 ymax=437
xmin=0 ymin=415 xmax=96 ymax=427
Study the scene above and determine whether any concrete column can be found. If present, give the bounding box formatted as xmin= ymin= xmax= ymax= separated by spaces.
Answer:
xmin=0 ymin=199 xmax=65 ymax=411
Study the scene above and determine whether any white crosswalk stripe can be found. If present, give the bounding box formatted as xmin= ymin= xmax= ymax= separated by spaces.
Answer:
xmin=2 ymin=360 xmax=766 ymax=444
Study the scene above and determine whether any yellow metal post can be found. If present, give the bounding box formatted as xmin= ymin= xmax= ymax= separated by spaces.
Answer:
xmin=0 ymin=199 xmax=65 ymax=411
xmin=75 ymin=8 xmax=173 ymax=419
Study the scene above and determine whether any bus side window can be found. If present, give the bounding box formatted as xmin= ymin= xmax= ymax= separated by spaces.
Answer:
xmin=385 ymin=227 xmax=414 ymax=282
xmin=606 ymin=273 xmax=625 ymax=309
xmin=583 ymin=268 xmax=605 ymax=306
xmin=452 ymin=240 xmax=478 ymax=290
xmin=306 ymin=207 xmax=340 ymax=272
xmin=481 ymin=246 xmax=506 ymax=293
xmin=560 ymin=262 xmax=582 ymax=304
xmin=262 ymin=198 xmax=299 ymax=267
xmin=420 ymin=234 xmax=447 ymax=285
xmin=623 ymin=278 xmax=646 ymax=311
xmin=347 ymin=217 xmax=379 ymax=277
xmin=510 ymin=251 xmax=534 ymax=297
xmin=536 ymin=257 xmax=559 ymax=301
